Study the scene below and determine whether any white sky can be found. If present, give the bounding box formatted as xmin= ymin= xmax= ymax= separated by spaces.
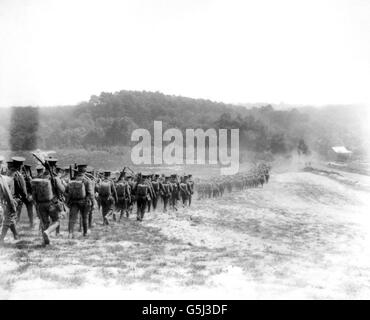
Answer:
xmin=0 ymin=0 xmax=369 ymax=107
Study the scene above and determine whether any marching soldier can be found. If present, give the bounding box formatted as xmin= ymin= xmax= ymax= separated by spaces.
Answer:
xmin=133 ymin=174 xmax=152 ymax=221
xmin=151 ymin=174 xmax=160 ymax=211
xmin=17 ymin=163 xmax=34 ymax=228
xmin=8 ymin=157 xmax=29 ymax=227
xmin=179 ymin=176 xmax=191 ymax=207
xmin=170 ymin=174 xmax=180 ymax=211
xmin=0 ymin=173 xmax=19 ymax=244
xmin=115 ymin=171 xmax=131 ymax=220
xmin=187 ymin=174 xmax=194 ymax=206
xmin=65 ymin=164 xmax=94 ymax=238
xmin=160 ymin=176 xmax=172 ymax=212
xmin=98 ymin=171 xmax=118 ymax=225
xmin=126 ymin=173 xmax=135 ymax=215
xmin=31 ymin=157 xmax=65 ymax=245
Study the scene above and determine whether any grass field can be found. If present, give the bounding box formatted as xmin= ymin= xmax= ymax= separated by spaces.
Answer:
xmin=1 ymin=166 xmax=370 ymax=299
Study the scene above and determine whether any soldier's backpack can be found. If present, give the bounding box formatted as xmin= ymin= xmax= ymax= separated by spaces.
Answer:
xmin=99 ymin=181 xmax=112 ymax=198
xmin=162 ymin=183 xmax=170 ymax=197
xmin=116 ymin=182 xmax=127 ymax=199
xmin=31 ymin=178 xmax=53 ymax=202
xmin=68 ymin=180 xmax=86 ymax=200
xmin=151 ymin=181 xmax=159 ymax=193
xmin=137 ymin=183 xmax=148 ymax=199
xmin=179 ymin=183 xmax=188 ymax=195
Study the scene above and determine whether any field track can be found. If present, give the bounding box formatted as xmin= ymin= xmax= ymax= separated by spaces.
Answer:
xmin=1 ymin=169 xmax=370 ymax=299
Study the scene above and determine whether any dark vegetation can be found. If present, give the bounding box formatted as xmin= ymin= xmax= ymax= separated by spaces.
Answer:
xmin=0 ymin=90 xmax=366 ymax=159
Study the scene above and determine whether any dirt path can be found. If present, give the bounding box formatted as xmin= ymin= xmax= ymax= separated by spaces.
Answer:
xmin=1 ymin=171 xmax=370 ymax=299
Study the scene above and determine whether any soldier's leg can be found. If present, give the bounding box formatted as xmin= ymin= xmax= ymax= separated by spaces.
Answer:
xmin=101 ymin=200 xmax=108 ymax=225
xmin=152 ymin=196 xmax=158 ymax=211
xmin=68 ymin=204 xmax=79 ymax=238
xmin=42 ymin=204 xmax=60 ymax=245
xmin=147 ymin=199 xmax=151 ymax=213
xmin=137 ymin=198 xmax=145 ymax=221
xmin=0 ymin=206 xmax=18 ymax=243
xmin=26 ymin=201 xmax=34 ymax=228
xmin=16 ymin=201 xmax=23 ymax=224
xmin=88 ymin=207 xmax=93 ymax=228
xmin=81 ymin=203 xmax=90 ymax=236
xmin=188 ymin=195 xmax=192 ymax=206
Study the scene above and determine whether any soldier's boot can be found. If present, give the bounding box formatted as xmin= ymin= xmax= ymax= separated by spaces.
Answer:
xmin=0 ymin=225 xmax=9 ymax=244
xmin=9 ymin=224 xmax=19 ymax=240
xmin=43 ymin=221 xmax=60 ymax=245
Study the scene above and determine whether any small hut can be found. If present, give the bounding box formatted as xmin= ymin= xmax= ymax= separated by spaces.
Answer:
xmin=331 ymin=146 xmax=353 ymax=162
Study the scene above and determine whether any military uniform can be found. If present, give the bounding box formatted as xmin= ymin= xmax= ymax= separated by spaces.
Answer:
xmin=160 ymin=177 xmax=172 ymax=212
xmin=8 ymin=158 xmax=30 ymax=226
xmin=0 ymin=174 xmax=18 ymax=243
xmin=170 ymin=175 xmax=180 ymax=211
xmin=151 ymin=174 xmax=160 ymax=211
xmin=17 ymin=164 xmax=34 ymax=228
xmin=115 ymin=176 xmax=131 ymax=220
xmin=32 ymin=158 xmax=66 ymax=245
xmin=186 ymin=175 xmax=195 ymax=206
xmin=66 ymin=164 xmax=94 ymax=238
xmin=97 ymin=171 xmax=117 ymax=225
xmin=179 ymin=176 xmax=191 ymax=207
xmin=134 ymin=175 xmax=151 ymax=221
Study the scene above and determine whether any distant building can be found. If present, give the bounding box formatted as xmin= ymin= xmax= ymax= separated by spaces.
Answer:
xmin=331 ymin=146 xmax=353 ymax=162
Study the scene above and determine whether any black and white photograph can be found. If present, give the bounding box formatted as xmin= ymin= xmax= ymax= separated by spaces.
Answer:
xmin=0 ymin=0 xmax=370 ymax=302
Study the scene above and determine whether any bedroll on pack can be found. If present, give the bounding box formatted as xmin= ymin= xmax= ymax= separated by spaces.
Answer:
xmin=69 ymin=180 xmax=86 ymax=200
xmin=137 ymin=184 xmax=148 ymax=198
xmin=31 ymin=179 xmax=53 ymax=202
xmin=162 ymin=184 xmax=170 ymax=196
xmin=116 ymin=183 xmax=127 ymax=198
xmin=152 ymin=181 xmax=159 ymax=192
xmin=99 ymin=181 xmax=112 ymax=197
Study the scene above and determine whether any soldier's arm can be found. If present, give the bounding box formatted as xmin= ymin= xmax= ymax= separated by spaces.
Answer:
xmin=54 ymin=176 xmax=65 ymax=194
xmin=127 ymin=184 xmax=132 ymax=202
xmin=84 ymin=179 xmax=95 ymax=202
xmin=111 ymin=181 xmax=118 ymax=203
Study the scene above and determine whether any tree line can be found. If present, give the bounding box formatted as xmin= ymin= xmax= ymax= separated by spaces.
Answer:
xmin=1 ymin=90 xmax=366 ymax=160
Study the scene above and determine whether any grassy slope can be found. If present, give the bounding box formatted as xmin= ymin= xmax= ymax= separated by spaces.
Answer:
xmin=1 ymin=169 xmax=370 ymax=299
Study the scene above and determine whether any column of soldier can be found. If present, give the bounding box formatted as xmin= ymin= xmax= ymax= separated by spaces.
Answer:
xmin=0 ymin=155 xmax=270 ymax=246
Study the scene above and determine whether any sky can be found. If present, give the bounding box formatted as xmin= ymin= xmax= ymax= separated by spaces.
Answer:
xmin=0 ymin=0 xmax=369 ymax=107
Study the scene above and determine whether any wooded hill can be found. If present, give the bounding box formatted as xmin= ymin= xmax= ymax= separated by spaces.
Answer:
xmin=0 ymin=90 xmax=367 ymax=160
